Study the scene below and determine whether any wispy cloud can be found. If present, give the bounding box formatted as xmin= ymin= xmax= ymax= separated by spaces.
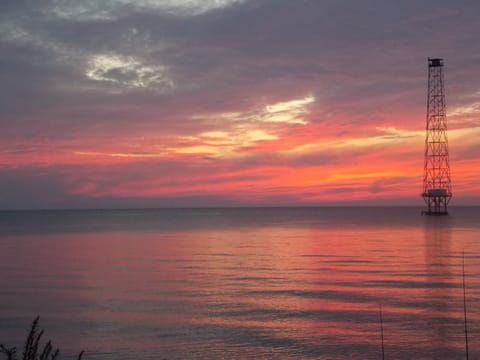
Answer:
xmin=86 ymin=54 xmax=174 ymax=91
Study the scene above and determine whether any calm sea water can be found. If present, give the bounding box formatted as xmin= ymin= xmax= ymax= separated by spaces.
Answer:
xmin=0 ymin=207 xmax=479 ymax=359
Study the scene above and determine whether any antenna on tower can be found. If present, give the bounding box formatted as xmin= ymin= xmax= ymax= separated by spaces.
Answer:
xmin=422 ymin=58 xmax=452 ymax=215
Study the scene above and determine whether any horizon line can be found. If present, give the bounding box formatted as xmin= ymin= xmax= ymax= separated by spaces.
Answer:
xmin=1 ymin=204 xmax=480 ymax=212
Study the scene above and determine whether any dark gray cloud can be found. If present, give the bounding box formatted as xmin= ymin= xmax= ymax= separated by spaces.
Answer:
xmin=2 ymin=0 xmax=478 ymax=127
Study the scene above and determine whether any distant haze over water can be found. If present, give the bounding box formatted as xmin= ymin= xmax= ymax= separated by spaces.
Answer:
xmin=1 ymin=207 xmax=479 ymax=359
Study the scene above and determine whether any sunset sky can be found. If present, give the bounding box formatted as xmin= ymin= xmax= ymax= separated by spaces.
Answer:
xmin=1 ymin=0 xmax=479 ymax=209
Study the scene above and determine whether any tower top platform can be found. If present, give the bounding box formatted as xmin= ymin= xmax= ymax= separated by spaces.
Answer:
xmin=428 ymin=58 xmax=443 ymax=67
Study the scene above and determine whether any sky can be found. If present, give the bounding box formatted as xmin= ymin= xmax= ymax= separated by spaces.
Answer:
xmin=0 ymin=0 xmax=479 ymax=209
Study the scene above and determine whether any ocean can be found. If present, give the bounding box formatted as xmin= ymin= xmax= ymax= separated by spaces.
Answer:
xmin=0 ymin=207 xmax=479 ymax=359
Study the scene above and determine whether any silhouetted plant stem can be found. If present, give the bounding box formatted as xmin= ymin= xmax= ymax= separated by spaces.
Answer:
xmin=462 ymin=251 xmax=469 ymax=360
xmin=379 ymin=304 xmax=385 ymax=360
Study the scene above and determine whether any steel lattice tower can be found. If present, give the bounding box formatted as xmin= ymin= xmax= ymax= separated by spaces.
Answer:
xmin=422 ymin=58 xmax=452 ymax=215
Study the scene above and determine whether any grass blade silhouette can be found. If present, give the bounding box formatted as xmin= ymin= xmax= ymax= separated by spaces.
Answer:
xmin=379 ymin=304 xmax=385 ymax=360
xmin=462 ymin=251 xmax=469 ymax=360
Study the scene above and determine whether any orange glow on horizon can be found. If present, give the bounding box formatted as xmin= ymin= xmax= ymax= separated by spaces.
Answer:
xmin=2 ymin=98 xmax=480 ymax=205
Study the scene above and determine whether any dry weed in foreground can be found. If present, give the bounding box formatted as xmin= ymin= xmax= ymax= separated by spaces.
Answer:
xmin=0 ymin=317 xmax=84 ymax=360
